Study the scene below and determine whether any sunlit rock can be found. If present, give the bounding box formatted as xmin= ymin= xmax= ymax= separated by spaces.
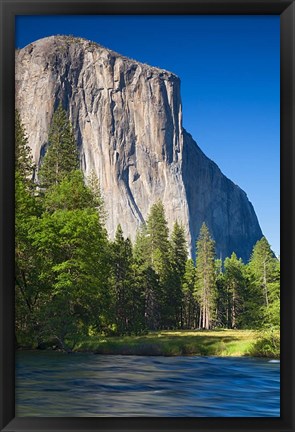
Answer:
xmin=15 ymin=35 xmax=262 ymax=260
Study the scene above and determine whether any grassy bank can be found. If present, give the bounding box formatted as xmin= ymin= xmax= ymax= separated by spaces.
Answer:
xmin=74 ymin=329 xmax=279 ymax=358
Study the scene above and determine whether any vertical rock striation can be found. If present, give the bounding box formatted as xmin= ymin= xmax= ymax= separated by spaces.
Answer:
xmin=15 ymin=35 xmax=262 ymax=261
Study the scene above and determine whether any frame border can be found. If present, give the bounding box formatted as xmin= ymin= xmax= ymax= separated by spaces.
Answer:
xmin=1 ymin=1 xmax=294 ymax=431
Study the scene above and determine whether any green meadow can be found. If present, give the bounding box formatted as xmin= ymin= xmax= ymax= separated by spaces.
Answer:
xmin=75 ymin=329 xmax=279 ymax=358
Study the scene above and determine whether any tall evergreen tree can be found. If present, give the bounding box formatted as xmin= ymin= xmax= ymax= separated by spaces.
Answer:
xmin=249 ymin=237 xmax=276 ymax=307
xmin=146 ymin=201 xmax=170 ymax=268
xmin=215 ymin=258 xmax=227 ymax=328
xmin=263 ymin=258 xmax=280 ymax=328
xmin=182 ymin=259 xmax=197 ymax=329
xmin=194 ymin=223 xmax=216 ymax=329
xmin=133 ymin=226 xmax=160 ymax=330
xmin=224 ymin=253 xmax=246 ymax=329
xmin=39 ymin=103 xmax=79 ymax=187
xmin=146 ymin=201 xmax=172 ymax=328
xmin=248 ymin=237 xmax=280 ymax=327
xmin=170 ymin=222 xmax=187 ymax=276
xmin=110 ymin=225 xmax=135 ymax=335
xmin=170 ymin=222 xmax=187 ymax=328
xmin=87 ymin=170 xmax=106 ymax=221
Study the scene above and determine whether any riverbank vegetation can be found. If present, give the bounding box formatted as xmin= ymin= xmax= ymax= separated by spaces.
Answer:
xmin=15 ymin=105 xmax=280 ymax=358
xmin=18 ymin=330 xmax=280 ymax=359
xmin=75 ymin=329 xmax=266 ymax=357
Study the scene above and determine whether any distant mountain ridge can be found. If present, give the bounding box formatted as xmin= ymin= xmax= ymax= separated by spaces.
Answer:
xmin=15 ymin=35 xmax=263 ymax=261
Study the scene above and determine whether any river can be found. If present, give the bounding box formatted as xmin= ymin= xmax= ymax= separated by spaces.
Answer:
xmin=16 ymin=352 xmax=280 ymax=417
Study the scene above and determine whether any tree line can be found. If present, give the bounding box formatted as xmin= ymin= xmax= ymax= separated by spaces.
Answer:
xmin=15 ymin=104 xmax=280 ymax=351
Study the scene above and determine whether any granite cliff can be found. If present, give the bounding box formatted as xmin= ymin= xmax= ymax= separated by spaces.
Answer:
xmin=15 ymin=35 xmax=263 ymax=261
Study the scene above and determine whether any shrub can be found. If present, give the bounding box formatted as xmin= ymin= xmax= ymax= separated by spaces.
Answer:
xmin=249 ymin=330 xmax=280 ymax=359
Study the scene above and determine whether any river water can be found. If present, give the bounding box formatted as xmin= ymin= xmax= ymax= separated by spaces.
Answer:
xmin=16 ymin=352 xmax=280 ymax=417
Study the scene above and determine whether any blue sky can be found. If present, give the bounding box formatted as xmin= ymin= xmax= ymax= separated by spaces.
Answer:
xmin=16 ymin=15 xmax=280 ymax=257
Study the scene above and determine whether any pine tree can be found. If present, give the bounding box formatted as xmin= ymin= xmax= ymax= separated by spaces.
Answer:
xmin=241 ymin=264 xmax=263 ymax=328
xmin=214 ymin=258 xmax=227 ymax=328
xmin=87 ymin=170 xmax=106 ymax=221
xmin=249 ymin=237 xmax=276 ymax=308
xmin=146 ymin=201 xmax=172 ymax=328
xmin=146 ymin=201 xmax=170 ymax=269
xmin=39 ymin=103 xmax=79 ymax=187
xmin=182 ymin=259 xmax=197 ymax=329
xmin=110 ymin=225 xmax=135 ymax=335
xmin=248 ymin=237 xmax=280 ymax=328
xmin=224 ymin=253 xmax=246 ymax=329
xmin=194 ymin=223 xmax=216 ymax=329
xmin=133 ymin=226 xmax=160 ymax=330
xmin=170 ymin=222 xmax=187 ymax=280
xmin=170 ymin=222 xmax=187 ymax=328
xmin=263 ymin=258 xmax=280 ymax=328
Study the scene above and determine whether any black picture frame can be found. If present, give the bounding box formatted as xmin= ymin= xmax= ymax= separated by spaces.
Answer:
xmin=0 ymin=0 xmax=294 ymax=431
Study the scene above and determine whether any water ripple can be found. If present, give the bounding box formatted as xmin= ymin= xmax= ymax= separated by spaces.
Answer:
xmin=16 ymin=352 xmax=280 ymax=417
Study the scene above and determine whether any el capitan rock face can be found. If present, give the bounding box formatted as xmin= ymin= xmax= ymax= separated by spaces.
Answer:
xmin=15 ymin=35 xmax=263 ymax=261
